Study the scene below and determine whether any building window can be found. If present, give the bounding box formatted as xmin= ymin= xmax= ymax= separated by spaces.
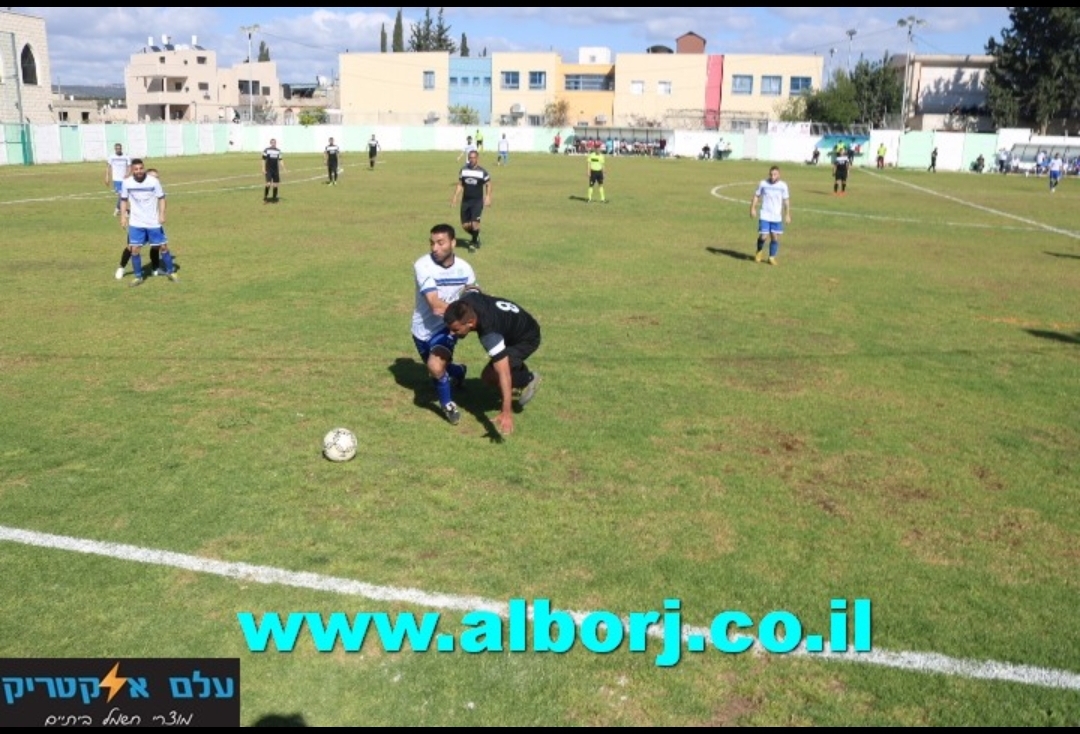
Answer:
xmin=198 ymin=82 xmax=209 ymax=91
xmin=197 ymin=56 xmax=207 ymax=64
xmin=59 ymin=111 xmax=68 ymax=121
xmin=20 ymin=45 xmax=38 ymax=85
xmin=473 ymin=76 xmax=480 ymax=87
xmin=528 ymin=114 xmax=543 ymax=126
xmin=450 ymin=76 xmax=458 ymax=87
xmin=423 ymin=70 xmax=435 ymax=89
xmin=630 ymin=80 xmax=644 ymax=95
xmin=761 ymin=75 xmax=782 ymax=96
xmin=564 ymin=74 xmax=614 ymax=91
xmin=501 ymin=71 xmax=519 ymax=90
xmin=789 ymin=76 xmax=812 ymax=96
xmin=529 ymin=71 xmax=546 ymax=90
xmin=732 ymin=75 xmax=753 ymax=95
xmin=159 ymin=56 xmax=165 ymax=64
xmin=657 ymin=80 xmax=672 ymax=96
xmin=484 ymin=76 xmax=491 ymax=87
xmin=81 ymin=111 xmax=90 ymax=123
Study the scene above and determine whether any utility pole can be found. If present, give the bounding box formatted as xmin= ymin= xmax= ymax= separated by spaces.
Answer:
xmin=845 ymin=29 xmax=857 ymax=75
xmin=240 ymin=24 xmax=260 ymax=123
xmin=897 ymin=16 xmax=926 ymax=128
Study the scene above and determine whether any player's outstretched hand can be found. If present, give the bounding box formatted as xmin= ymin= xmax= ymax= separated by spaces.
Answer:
xmin=495 ymin=412 xmax=514 ymax=436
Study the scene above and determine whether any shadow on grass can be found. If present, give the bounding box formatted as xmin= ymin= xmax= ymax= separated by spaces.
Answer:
xmin=388 ymin=357 xmax=506 ymax=442
xmin=252 ymin=713 xmax=308 ymax=727
xmin=1024 ymin=329 xmax=1080 ymax=345
xmin=1044 ymin=251 xmax=1080 ymax=260
xmin=567 ymin=195 xmax=591 ymax=203
xmin=706 ymin=247 xmax=756 ymax=261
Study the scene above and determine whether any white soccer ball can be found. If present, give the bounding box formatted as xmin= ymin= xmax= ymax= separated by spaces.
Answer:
xmin=323 ymin=428 xmax=357 ymax=462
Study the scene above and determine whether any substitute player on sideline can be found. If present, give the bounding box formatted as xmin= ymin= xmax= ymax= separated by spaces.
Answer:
xmin=750 ymin=166 xmax=791 ymax=266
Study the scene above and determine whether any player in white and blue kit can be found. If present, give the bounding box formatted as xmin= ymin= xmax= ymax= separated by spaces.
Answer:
xmin=412 ymin=223 xmax=477 ymax=425
xmin=105 ymin=143 xmax=130 ymax=216
xmin=750 ymin=166 xmax=791 ymax=265
xmin=1048 ymin=153 xmax=1064 ymax=193
xmin=120 ymin=159 xmax=174 ymax=287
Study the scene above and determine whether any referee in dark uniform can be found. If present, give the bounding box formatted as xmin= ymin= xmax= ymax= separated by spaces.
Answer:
xmin=444 ymin=290 xmax=541 ymax=435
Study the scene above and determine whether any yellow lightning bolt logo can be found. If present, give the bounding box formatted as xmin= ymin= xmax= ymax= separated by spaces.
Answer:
xmin=99 ymin=662 xmax=128 ymax=703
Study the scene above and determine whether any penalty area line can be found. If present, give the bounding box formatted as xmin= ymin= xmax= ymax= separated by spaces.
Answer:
xmin=1 ymin=524 xmax=1079 ymax=691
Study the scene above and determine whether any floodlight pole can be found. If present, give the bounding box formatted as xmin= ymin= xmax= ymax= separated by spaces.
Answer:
xmin=240 ymin=24 xmax=260 ymax=123
xmin=846 ymin=29 xmax=857 ymax=75
xmin=897 ymin=16 xmax=926 ymax=128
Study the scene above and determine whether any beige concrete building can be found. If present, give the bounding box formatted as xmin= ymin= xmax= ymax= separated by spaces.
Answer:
xmin=125 ymin=36 xmax=281 ymax=123
xmin=335 ymin=44 xmax=826 ymax=132
xmin=491 ymin=52 xmax=561 ymax=127
xmin=339 ymin=51 xmax=449 ymax=125
xmin=0 ymin=8 xmax=54 ymax=124
xmin=613 ymin=52 xmax=709 ymax=128
xmin=557 ymin=62 xmax=614 ymax=128
xmin=718 ymin=54 xmax=824 ymax=130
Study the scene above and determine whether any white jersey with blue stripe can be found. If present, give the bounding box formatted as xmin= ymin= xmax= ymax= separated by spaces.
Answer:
xmin=120 ymin=174 xmax=165 ymax=228
xmin=755 ymin=179 xmax=790 ymax=223
xmin=412 ymin=253 xmax=477 ymax=341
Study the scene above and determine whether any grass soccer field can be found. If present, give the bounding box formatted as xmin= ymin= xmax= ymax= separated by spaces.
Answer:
xmin=1 ymin=150 xmax=1079 ymax=726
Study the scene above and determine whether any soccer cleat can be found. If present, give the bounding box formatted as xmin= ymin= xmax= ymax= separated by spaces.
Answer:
xmin=167 ymin=272 xmax=178 ymax=282
xmin=472 ymin=239 xmax=481 ymax=249
xmin=113 ymin=209 xmax=120 ymax=217
xmin=129 ymin=277 xmax=144 ymax=287
xmin=451 ymin=364 xmax=467 ymax=389
xmin=151 ymin=269 xmax=161 ymax=277
xmin=114 ymin=267 xmax=124 ymax=280
xmin=517 ymin=372 xmax=541 ymax=407
xmin=443 ymin=402 xmax=462 ymax=426
xmin=754 ymin=250 xmax=765 ymax=263
xmin=768 ymin=257 xmax=778 ymax=266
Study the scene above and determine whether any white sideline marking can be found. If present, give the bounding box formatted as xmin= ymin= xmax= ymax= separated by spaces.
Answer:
xmin=2 ymin=525 xmax=1078 ymax=691
xmin=0 ymin=166 xmax=333 ymax=207
xmin=863 ymin=169 xmax=1080 ymax=240
xmin=710 ymin=181 xmax=1080 ymax=237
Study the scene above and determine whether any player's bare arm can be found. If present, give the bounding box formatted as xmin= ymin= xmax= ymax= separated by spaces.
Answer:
xmin=425 ymin=291 xmax=450 ymax=317
xmin=492 ymin=358 xmax=515 ymax=435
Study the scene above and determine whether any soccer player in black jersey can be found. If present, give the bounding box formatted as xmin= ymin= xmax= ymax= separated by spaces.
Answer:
xmin=444 ymin=291 xmax=541 ymax=435
xmin=262 ymin=139 xmax=284 ymax=203
xmin=324 ymin=137 xmax=340 ymax=185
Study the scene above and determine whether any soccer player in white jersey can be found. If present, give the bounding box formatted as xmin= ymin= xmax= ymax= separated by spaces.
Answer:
xmin=1047 ymin=153 xmax=1064 ymax=193
xmin=750 ymin=166 xmax=791 ymax=266
xmin=120 ymin=159 xmax=174 ymax=287
xmin=105 ymin=143 xmax=131 ymax=216
xmin=412 ymin=224 xmax=477 ymax=425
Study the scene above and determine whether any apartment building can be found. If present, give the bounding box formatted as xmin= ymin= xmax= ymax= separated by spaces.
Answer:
xmin=125 ymin=35 xmax=281 ymax=123
xmin=338 ymin=38 xmax=823 ymax=132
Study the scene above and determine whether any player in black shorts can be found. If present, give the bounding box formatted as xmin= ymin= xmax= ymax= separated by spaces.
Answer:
xmin=324 ymin=137 xmax=340 ymax=185
xmin=262 ymin=138 xmax=284 ymax=203
xmin=450 ymin=150 xmax=492 ymax=251
xmin=443 ymin=290 xmax=541 ymax=435
xmin=833 ymin=148 xmax=850 ymax=195
xmin=368 ymin=134 xmax=380 ymax=170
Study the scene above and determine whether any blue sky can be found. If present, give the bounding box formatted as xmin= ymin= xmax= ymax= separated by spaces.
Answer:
xmin=19 ymin=7 xmax=1011 ymax=87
